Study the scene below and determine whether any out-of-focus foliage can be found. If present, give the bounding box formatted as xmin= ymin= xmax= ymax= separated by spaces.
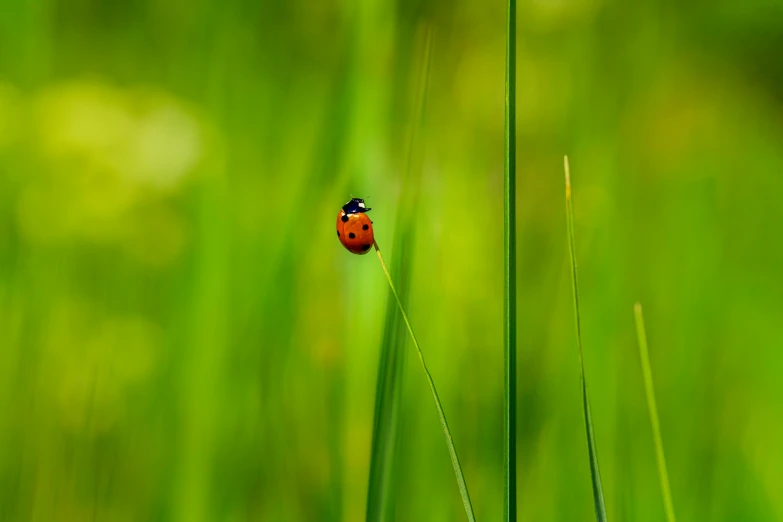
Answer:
xmin=1 ymin=0 xmax=782 ymax=521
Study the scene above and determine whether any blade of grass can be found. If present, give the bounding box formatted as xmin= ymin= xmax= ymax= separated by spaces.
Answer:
xmin=366 ymin=263 xmax=406 ymax=522
xmin=634 ymin=303 xmax=677 ymax=522
xmin=366 ymin=27 xmax=433 ymax=522
xmin=564 ymin=156 xmax=608 ymax=522
xmin=503 ymin=0 xmax=517 ymax=519
xmin=373 ymin=240 xmax=477 ymax=522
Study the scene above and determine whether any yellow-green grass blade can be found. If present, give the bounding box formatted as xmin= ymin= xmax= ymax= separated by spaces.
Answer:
xmin=564 ymin=156 xmax=608 ymax=522
xmin=373 ymin=241 xmax=477 ymax=522
xmin=634 ymin=303 xmax=677 ymax=522
xmin=366 ymin=27 xmax=433 ymax=522
xmin=504 ymin=0 xmax=517 ymax=519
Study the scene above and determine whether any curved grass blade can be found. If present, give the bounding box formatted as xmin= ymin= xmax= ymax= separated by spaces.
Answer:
xmin=503 ymin=0 xmax=518 ymax=520
xmin=634 ymin=303 xmax=677 ymax=522
xmin=373 ymin=241 xmax=477 ymax=522
xmin=366 ymin=269 xmax=407 ymax=522
xmin=366 ymin=27 xmax=434 ymax=522
xmin=564 ymin=156 xmax=608 ymax=522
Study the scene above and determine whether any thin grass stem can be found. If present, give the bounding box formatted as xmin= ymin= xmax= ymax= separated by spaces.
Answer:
xmin=564 ymin=156 xmax=608 ymax=522
xmin=634 ymin=303 xmax=677 ymax=522
xmin=503 ymin=0 xmax=517 ymax=519
xmin=373 ymin=240 xmax=477 ymax=522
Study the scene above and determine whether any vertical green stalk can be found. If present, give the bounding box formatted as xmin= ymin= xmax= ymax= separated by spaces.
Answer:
xmin=504 ymin=0 xmax=517 ymax=520
xmin=366 ymin=27 xmax=433 ymax=522
xmin=634 ymin=303 xmax=677 ymax=522
xmin=373 ymin=242 xmax=477 ymax=522
xmin=564 ymin=156 xmax=608 ymax=522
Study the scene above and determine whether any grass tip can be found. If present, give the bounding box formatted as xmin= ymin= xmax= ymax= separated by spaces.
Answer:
xmin=634 ymin=301 xmax=677 ymax=522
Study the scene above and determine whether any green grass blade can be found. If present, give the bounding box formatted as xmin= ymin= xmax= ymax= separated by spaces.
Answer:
xmin=504 ymin=0 xmax=517 ymax=520
xmin=634 ymin=303 xmax=677 ymax=522
xmin=373 ymin=241 xmax=477 ymax=522
xmin=564 ymin=156 xmax=608 ymax=522
xmin=366 ymin=27 xmax=433 ymax=522
xmin=366 ymin=273 xmax=407 ymax=522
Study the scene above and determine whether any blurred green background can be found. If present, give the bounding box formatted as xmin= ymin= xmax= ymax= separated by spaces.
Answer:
xmin=2 ymin=0 xmax=783 ymax=521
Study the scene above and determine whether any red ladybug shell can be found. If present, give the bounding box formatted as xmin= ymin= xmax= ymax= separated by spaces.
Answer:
xmin=336 ymin=198 xmax=374 ymax=255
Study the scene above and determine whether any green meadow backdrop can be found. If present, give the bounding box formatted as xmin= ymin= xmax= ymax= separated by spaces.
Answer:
xmin=1 ymin=0 xmax=783 ymax=521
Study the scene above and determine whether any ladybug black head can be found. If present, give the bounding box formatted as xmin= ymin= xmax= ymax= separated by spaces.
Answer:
xmin=342 ymin=197 xmax=371 ymax=214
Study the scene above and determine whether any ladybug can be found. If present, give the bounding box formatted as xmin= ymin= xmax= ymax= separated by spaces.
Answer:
xmin=336 ymin=197 xmax=374 ymax=255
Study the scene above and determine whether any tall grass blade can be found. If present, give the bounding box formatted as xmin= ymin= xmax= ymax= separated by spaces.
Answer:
xmin=633 ymin=303 xmax=677 ymax=522
xmin=564 ymin=156 xmax=608 ymax=522
xmin=366 ymin=27 xmax=433 ymax=522
xmin=503 ymin=0 xmax=517 ymax=520
xmin=373 ymin=241 xmax=477 ymax=522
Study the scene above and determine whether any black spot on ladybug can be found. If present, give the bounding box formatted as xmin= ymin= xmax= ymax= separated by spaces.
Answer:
xmin=341 ymin=215 xmax=349 ymax=222
xmin=362 ymin=224 xmax=369 ymax=230
xmin=349 ymin=232 xmax=356 ymax=239
xmin=337 ymin=231 xmax=340 ymax=237
xmin=362 ymin=244 xmax=372 ymax=251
